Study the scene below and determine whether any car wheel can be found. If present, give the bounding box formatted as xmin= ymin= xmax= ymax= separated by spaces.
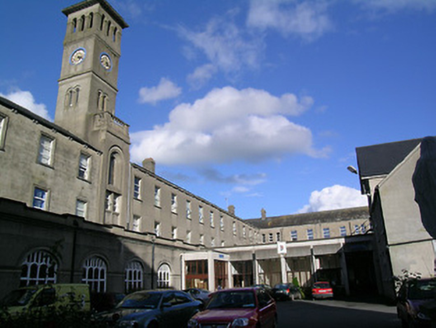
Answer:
xmin=148 ymin=321 xmax=159 ymax=328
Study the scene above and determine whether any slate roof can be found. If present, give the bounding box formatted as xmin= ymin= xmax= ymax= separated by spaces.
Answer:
xmin=356 ymin=138 xmax=423 ymax=178
xmin=246 ymin=206 xmax=369 ymax=229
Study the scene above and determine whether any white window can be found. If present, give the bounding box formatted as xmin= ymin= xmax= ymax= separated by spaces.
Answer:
xmin=157 ymin=264 xmax=171 ymax=288
xmin=172 ymin=227 xmax=177 ymax=239
xmin=76 ymin=199 xmax=87 ymax=218
xmin=155 ymin=222 xmax=160 ymax=237
xmin=125 ymin=261 xmax=143 ymax=293
xmin=78 ymin=153 xmax=90 ymax=180
xmin=211 ymin=237 xmax=215 ymax=247
xmin=20 ymin=250 xmax=57 ymax=286
xmin=210 ymin=211 xmax=214 ymax=227
xmin=33 ymin=187 xmax=48 ymax=210
xmin=323 ymin=228 xmax=330 ymax=238
xmin=199 ymin=206 xmax=204 ymax=223
xmin=233 ymin=221 xmax=237 ymax=235
xmin=276 ymin=232 xmax=281 ymax=241
xmin=186 ymin=231 xmax=191 ymax=243
xmin=354 ymin=224 xmax=360 ymax=235
xmin=106 ymin=192 xmax=120 ymax=212
xmin=133 ymin=177 xmax=141 ymax=199
xmin=0 ymin=115 xmax=8 ymax=149
xmin=307 ymin=229 xmax=314 ymax=240
xmin=38 ymin=135 xmax=54 ymax=166
xmin=132 ymin=215 xmax=141 ymax=232
xmin=221 ymin=240 xmax=225 ymax=247
xmin=220 ymin=216 xmax=224 ymax=231
xmin=82 ymin=257 xmax=107 ymax=292
xmin=186 ymin=200 xmax=191 ymax=219
xmin=154 ymin=186 xmax=161 ymax=207
xmin=291 ymin=230 xmax=298 ymax=241
xmin=340 ymin=226 xmax=347 ymax=236
xmin=171 ymin=193 xmax=177 ymax=213
xmin=200 ymin=234 xmax=204 ymax=244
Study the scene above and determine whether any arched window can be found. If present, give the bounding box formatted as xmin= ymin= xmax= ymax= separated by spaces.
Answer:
xmin=100 ymin=14 xmax=105 ymax=31
xmin=68 ymin=89 xmax=74 ymax=107
xmin=75 ymin=87 xmax=80 ymax=105
xmin=157 ymin=264 xmax=171 ymax=288
xmin=108 ymin=153 xmax=116 ymax=185
xmin=125 ymin=261 xmax=143 ymax=293
xmin=20 ymin=250 xmax=57 ymax=287
xmin=72 ymin=18 xmax=77 ymax=33
xmin=82 ymin=256 xmax=107 ymax=292
xmin=113 ymin=27 xmax=118 ymax=42
xmin=88 ymin=13 xmax=94 ymax=29
xmin=80 ymin=15 xmax=85 ymax=31
xmin=107 ymin=21 xmax=111 ymax=36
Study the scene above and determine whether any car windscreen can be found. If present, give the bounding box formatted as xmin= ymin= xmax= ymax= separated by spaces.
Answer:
xmin=1 ymin=289 xmax=37 ymax=307
xmin=118 ymin=292 xmax=162 ymax=309
xmin=207 ymin=291 xmax=255 ymax=309
xmin=408 ymin=280 xmax=436 ymax=300
xmin=314 ymin=283 xmax=330 ymax=289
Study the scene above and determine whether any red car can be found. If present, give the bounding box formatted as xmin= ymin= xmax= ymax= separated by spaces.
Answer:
xmin=312 ymin=281 xmax=334 ymax=300
xmin=188 ymin=287 xmax=277 ymax=328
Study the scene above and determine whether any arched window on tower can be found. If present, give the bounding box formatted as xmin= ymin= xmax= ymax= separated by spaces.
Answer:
xmin=79 ymin=15 xmax=85 ymax=31
xmin=72 ymin=18 xmax=77 ymax=33
xmin=107 ymin=21 xmax=111 ymax=37
xmin=100 ymin=14 xmax=105 ymax=31
xmin=108 ymin=153 xmax=116 ymax=185
xmin=113 ymin=27 xmax=118 ymax=42
xmin=68 ymin=89 xmax=74 ymax=107
xmin=75 ymin=87 xmax=80 ymax=106
xmin=88 ymin=13 xmax=94 ymax=28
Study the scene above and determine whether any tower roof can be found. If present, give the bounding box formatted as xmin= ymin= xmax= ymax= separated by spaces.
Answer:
xmin=62 ymin=0 xmax=129 ymax=29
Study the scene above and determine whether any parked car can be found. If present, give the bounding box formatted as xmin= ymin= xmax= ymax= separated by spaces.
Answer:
xmin=0 ymin=283 xmax=91 ymax=315
xmin=251 ymin=284 xmax=273 ymax=296
xmin=397 ymin=278 xmax=436 ymax=328
xmin=183 ymin=288 xmax=211 ymax=305
xmin=312 ymin=281 xmax=334 ymax=300
xmin=91 ymin=292 xmax=125 ymax=312
xmin=271 ymin=283 xmax=302 ymax=301
xmin=96 ymin=290 xmax=202 ymax=327
xmin=188 ymin=287 xmax=277 ymax=328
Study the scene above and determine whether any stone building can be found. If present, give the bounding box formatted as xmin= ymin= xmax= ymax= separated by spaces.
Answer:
xmin=0 ymin=0 xmax=376 ymax=298
xmin=355 ymin=138 xmax=436 ymax=300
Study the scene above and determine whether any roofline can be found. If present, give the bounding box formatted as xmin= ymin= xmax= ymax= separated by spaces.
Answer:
xmin=0 ymin=96 xmax=102 ymax=155
xmin=62 ymin=0 xmax=129 ymax=29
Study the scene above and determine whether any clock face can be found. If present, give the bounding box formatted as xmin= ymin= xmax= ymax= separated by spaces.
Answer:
xmin=70 ymin=48 xmax=86 ymax=65
xmin=100 ymin=53 xmax=112 ymax=71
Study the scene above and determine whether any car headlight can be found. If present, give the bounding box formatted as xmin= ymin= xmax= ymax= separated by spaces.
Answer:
xmin=232 ymin=318 xmax=249 ymax=327
xmin=187 ymin=319 xmax=199 ymax=328
xmin=118 ymin=320 xmax=139 ymax=328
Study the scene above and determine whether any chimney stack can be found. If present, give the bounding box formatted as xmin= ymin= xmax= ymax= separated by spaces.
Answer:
xmin=228 ymin=205 xmax=235 ymax=215
xmin=142 ymin=158 xmax=155 ymax=173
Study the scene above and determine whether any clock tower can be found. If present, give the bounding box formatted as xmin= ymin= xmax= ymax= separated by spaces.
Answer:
xmin=54 ymin=0 xmax=129 ymax=145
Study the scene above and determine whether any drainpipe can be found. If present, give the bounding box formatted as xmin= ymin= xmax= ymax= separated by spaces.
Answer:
xmin=151 ymin=236 xmax=156 ymax=289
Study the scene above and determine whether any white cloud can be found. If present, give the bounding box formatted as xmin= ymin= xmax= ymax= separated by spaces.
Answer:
xmin=177 ymin=13 xmax=264 ymax=77
xmin=131 ymin=86 xmax=322 ymax=165
xmin=298 ymin=185 xmax=367 ymax=213
xmin=353 ymin=0 xmax=436 ymax=12
xmin=247 ymin=0 xmax=333 ymax=41
xmin=0 ymin=89 xmax=51 ymax=121
xmin=138 ymin=78 xmax=182 ymax=104
xmin=187 ymin=64 xmax=217 ymax=89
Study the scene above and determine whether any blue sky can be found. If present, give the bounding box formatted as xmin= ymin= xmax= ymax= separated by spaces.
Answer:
xmin=1 ymin=0 xmax=435 ymax=219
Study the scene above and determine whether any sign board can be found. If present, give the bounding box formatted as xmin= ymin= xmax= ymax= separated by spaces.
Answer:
xmin=277 ymin=241 xmax=287 ymax=254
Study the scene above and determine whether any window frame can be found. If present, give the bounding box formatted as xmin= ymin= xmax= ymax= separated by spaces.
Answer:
xmin=133 ymin=176 xmax=141 ymax=200
xmin=291 ymin=230 xmax=298 ymax=241
xmin=78 ymin=153 xmax=91 ymax=180
xmin=33 ymin=187 xmax=49 ymax=210
xmin=76 ymin=199 xmax=87 ymax=218
xmin=323 ymin=227 xmax=330 ymax=238
xmin=154 ymin=186 xmax=161 ymax=207
xmin=307 ymin=229 xmax=314 ymax=240
xmin=38 ymin=134 xmax=54 ymax=167
xmin=0 ymin=114 xmax=8 ymax=150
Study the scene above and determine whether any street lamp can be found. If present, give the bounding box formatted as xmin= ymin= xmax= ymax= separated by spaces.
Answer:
xmin=347 ymin=165 xmax=358 ymax=174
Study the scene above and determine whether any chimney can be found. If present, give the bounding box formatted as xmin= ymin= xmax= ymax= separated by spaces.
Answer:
xmin=142 ymin=158 xmax=155 ymax=173
xmin=228 ymin=205 xmax=235 ymax=215
xmin=261 ymin=208 xmax=266 ymax=220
